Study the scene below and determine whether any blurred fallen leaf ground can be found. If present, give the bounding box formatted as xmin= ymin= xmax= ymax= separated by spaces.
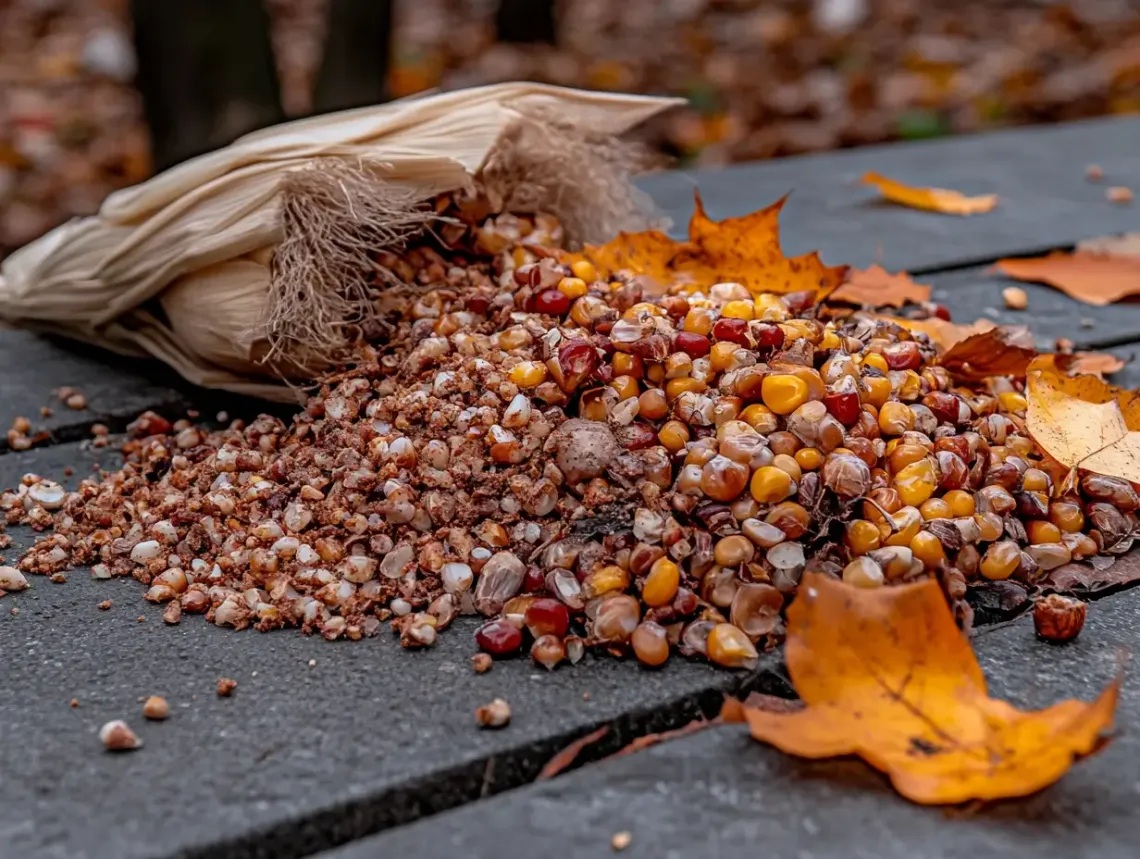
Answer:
xmin=4 ymin=0 xmax=1140 ymax=254
xmin=996 ymin=250 xmax=1140 ymax=306
xmin=722 ymin=572 xmax=1120 ymax=805
xmin=861 ymin=171 xmax=998 ymax=215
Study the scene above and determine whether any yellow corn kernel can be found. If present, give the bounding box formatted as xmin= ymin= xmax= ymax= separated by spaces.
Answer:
xmin=1007 ymin=435 xmax=1034 ymax=457
xmin=980 ymin=541 xmax=1021 ymax=580
xmin=883 ymin=506 xmax=922 ymax=547
xmin=750 ymin=466 xmax=795 ymax=503
xmin=584 ymin=564 xmax=631 ymax=599
xmin=818 ymin=330 xmax=842 ymax=350
xmin=779 ymin=319 xmax=822 ymax=344
xmin=998 ymin=391 xmax=1028 ymax=414
xmin=975 ymin=511 xmax=1004 ymax=542
xmin=1026 ymin=520 xmax=1062 ymax=544
xmin=622 ymin=302 xmax=665 ymax=321
xmin=709 ymin=341 xmax=739 ymax=373
xmin=642 ymin=557 xmax=680 ymax=607
xmin=739 ymin=404 xmax=779 ymax=433
xmin=609 ymin=353 xmax=640 ymax=379
xmin=862 ymin=353 xmax=889 ymax=374
xmin=844 ymin=519 xmax=881 ymax=555
xmin=794 ymin=447 xmax=823 ymax=471
xmin=638 ymin=389 xmax=669 ymax=421
xmin=887 ymin=442 xmax=929 ymax=474
xmin=721 ymin=300 xmax=755 ymax=321
xmin=557 ymin=276 xmax=589 ymax=299
xmin=666 ymin=377 xmax=707 ymax=401
xmin=862 ymin=376 xmax=892 ymax=409
xmin=646 ymin=363 xmax=666 ymax=385
xmin=1049 ymin=501 xmax=1085 ymax=533
xmin=754 ymin=293 xmax=787 ymax=312
xmin=1020 ymin=468 xmax=1050 ymax=493
xmin=878 ymin=401 xmax=916 ymax=435
xmin=569 ymin=260 xmax=596 ymax=282
xmin=943 ymin=489 xmax=976 ymax=517
xmin=682 ymin=308 xmax=714 ymax=335
xmin=893 ymin=457 xmax=937 ymax=507
xmin=910 ymin=531 xmax=946 ymax=567
xmin=580 ymin=394 xmax=609 ymax=422
xmin=843 ymin=556 xmax=885 ymax=588
xmin=761 ymin=375 xmax=809 ymax=415
xmin=658 ymin=420 xmax=690 ymax=452
xmin=684 ymin=445 xmax=717 ymax=467
xmin=894 ymin=370 xmax=922 ymax=401
xmin=919 ymin=497 xmax=952 ymax=520
xmin=611 ymin=375 xmax=640 ymax=400
xmin=509 ymin=361 xmax=548 ymax=388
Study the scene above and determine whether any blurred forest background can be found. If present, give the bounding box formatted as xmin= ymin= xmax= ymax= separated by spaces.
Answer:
xmin=1 ymin=0 xmax=1139 ymax=254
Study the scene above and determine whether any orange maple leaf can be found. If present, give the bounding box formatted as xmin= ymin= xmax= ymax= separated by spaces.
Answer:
xmin=862 ymin=172 xmax=998 ymax=216
xmin=573 ymin=191 xmax=847 ymax=298
xmin=830 ymin=265 xmax=932 ymax=308
xmin=996 ymin=251 xmax=1140 ymax=306
xmin=723 ymin=572 xmax=1119 ymax=805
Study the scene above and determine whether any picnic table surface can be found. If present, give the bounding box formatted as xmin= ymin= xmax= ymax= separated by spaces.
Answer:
xmin=2 ymin=115 xmax=1140 ymax=859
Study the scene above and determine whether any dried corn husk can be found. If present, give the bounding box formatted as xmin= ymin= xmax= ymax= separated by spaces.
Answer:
xmin=0 ymin=83 xmax=680 ymax=400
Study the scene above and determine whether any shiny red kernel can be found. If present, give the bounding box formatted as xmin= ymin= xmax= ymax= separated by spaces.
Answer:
xmin=931 ymin=303 xmax=952 ymax=321
xmin=674 ymin=331 xmax=711 ymax=358
xmin=883 ymin=341 xmax=922 ymax=371
xmin=475 ymin=619 xmax=523 ymax=656
xmin=823 ymin=391 xmax=861 ymax=426
xmin=753 ymin=323 xmax=784 ymax=348
xmin=522 ymin=566 xmax=546 ymax=593
xmin=534 ymin=289 xmax=571 ymax=316
xmin=711 ymin=317 xmax=750 ymax=346
xmin=524 ymin=597 xmax=571 ymax=638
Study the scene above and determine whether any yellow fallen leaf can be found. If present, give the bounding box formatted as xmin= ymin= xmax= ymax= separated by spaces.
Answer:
xmin=996 ymin=251 xmax=1140 ymax=306
xmin=571 ymin=191 xmax=848 ymax=298
xmin=830 ymin=265 xmax=932 ymax=308
xmin=723 ymin=572 xmax=1119 ymax=805
xmin=862 ymin=172 xmax=998 ymax=216
xmin=1026 ymin=355 xmax=1140 ymax=482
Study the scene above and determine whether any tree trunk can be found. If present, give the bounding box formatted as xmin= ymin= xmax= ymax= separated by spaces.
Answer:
xmin=130 ymin=0 xmax=284 ymax=170
xmin=313 ymin=0 xmax=393 ymax=113
xmin=495 ymin=0 xmax=557 ymax=44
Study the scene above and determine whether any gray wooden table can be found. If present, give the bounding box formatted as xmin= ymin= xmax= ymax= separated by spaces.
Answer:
xmin=2 ymin=115 xmax=1140 ymax=859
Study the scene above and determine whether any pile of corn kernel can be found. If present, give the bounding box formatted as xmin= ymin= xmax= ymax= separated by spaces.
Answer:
xmin=3 ymin=207 xmax=1133 ymax=672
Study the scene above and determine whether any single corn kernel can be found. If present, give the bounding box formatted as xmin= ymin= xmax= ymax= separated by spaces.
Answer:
xmin=1026 ymin=520 xmax=1062 ymax=544
xmin=709 ymin=341 xmax=739 ymax=372
xmin=919 ymin=497 xmax=952 ymax=520
xmin=975 ymin=511 xmax=1004 ymax=542
xmin=943 ymin=489 xmax=976 ymax=518
xmin=861 ymin=377 xmax=892 ymax=409
xmin=631 ymin=621 xmax=670 ymax=667
xmin=819 ymin=330 xmax=842 ymax=350
xmin=707 ymin=623 xmax=759 ymax=669
xmin=713 ymin=535 xmax=756 ymax=567
xmin=910 ymin=531 xmax=946 ymax=567
xmin=509 ymin=361 xmax=548 ymax=388
xmin=1049 ymin=501 xmax=1085 ymax=533
xmin=611 ymin=375 xmax=640 ymax=400
xmin=998 ymin=391 xmax=1028 ymax=414
xmin=701 ymin=456 xmax=750 ymax=502
xmin=1002 ymin=286 xmax=1028 ymax=310
xmin=570 ymin=260 xmax=596 ymax=282
xmin=558 ymin=276 xmax=589 ymax=299
xmin=894 ymin=457 xmax=937 ymax=506
xmin=863 ymin=488 xmax=902 ymax=525
xmin=583 ymin=565 xmax=631 ymax=599
xmin=883 ymin=506 xmax=922 ymax=547
xmin=750 ymin=466 xmax=795 ymax=503
xmin=761 ymin=375 xmax=809 ymax=416
xmin=683 ymin=308 xmax=714 ymax=335
xmin=887 ymin=443 xmax=929 ymax=474
xmin=666 ymin=377 xmax=707 ymax=401
xmin=843 ymin=556 xmax=885 ymax=588
xmin=739 ymin=404 xmax=778 ymax=433
xmin=646 ymin=363 xmax=666 ymax=385
xmin=794 ymin=448 xmax=823 ymax=471
xmin=658 ymin=420 xmax=690 ymax=452
xmin=862 ymin=353 xmax=889 ymax=374
xmin=612 ymin=352 xmax=643 ymax=378
xmin=643 ymin=557 xmax=680 ymax=607
xmin=1020 ymin=468 xmax=1050 ymax=493
xmin=844 ymin=519 xmax=881 ymax=555
xmin=772 ymin=454 xmax=803 ymax=482
xmin=765 ymin=502 xmax=811 ymax=540
xmin=878 ymin=401 xmax=916 ymax=435
xmin=638 ymin=389 xmax=669 ymax=421
xmin=980 ymin=541 xmax=1021 ymax=580
xmin=721 ymin=300 xmax=755 ymax=321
